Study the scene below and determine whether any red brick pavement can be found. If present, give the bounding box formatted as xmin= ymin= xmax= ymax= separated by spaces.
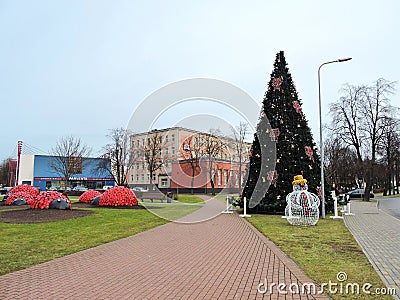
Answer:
xmin=0 ymin=213 xmax=329 ymax=299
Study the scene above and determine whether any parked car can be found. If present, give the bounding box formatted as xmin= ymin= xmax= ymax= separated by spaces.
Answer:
xmin=131 ymin=187 xmax=148 ymax=192
xmin=1 ymin=187 xmax=13 ymax=195
xmin=102 ymin=185 xmax=114 ymax=191
xmin=73 ymin=186 xmax=88 ymax=192
xmin=345 ymin=188 xmax=374 ymax=199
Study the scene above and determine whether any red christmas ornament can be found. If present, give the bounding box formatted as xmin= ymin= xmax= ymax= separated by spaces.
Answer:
xmin=292 ymin=101 xmax=304 ymax=120
xmin=269 ymin=128 xmax=280 ymax=142
xmin=272 ymin=77 xmax=282 ymax=91
xmin=316 ymin=187 xmax=322 ymax=199
xmin=267 ymin=170 xmax=278 ymax=187
xmin=305 ymin=146 xmax=315 ymax=162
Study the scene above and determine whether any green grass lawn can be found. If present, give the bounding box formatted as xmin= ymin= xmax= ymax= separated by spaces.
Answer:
xmin=0 ymin=195 xmax=205 ymax=275
xmin=248 ymin=215 xmax=392 ymax=299
xmin=0 ymin=208 xmax=167 ymax=275
xmin=173 ymin=194 xmax=204 ymax=204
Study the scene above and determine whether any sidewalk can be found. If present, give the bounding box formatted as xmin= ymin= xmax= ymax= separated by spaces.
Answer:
xmin=0 ymin=197 xmax=328 ymax=299
xmin=344 ymin=201 xmax=400 ymax=299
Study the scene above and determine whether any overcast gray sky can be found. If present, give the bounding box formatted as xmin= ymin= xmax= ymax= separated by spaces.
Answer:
xmin=1 ymin=0 xmax=399 ymax=160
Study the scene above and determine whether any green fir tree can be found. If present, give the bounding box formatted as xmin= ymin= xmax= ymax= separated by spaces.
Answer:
xmin=243 ymin=51 xmax=327 ymax=213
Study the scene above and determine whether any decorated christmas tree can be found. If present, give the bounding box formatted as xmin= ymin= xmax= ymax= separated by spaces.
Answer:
xmin=242 ymin=51 xmax=326 ymax=213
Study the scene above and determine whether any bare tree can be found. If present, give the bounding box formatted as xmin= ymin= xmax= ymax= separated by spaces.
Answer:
xmin=231 ymin=122 xmax=249 ymax=190
xmin=361 ymin=79 xmax=396 ymax=199
xmin=180 ymin=133 xmax=202 ymax=194
xmin=380 ymin=116 xmax=400 ymax=195
xmin=324 ymin=137 xmax=359 ymax=189
xmin=203 ymin=129 xmax=226 ymax=196
xmin=49 ymin=136 xmax=91 ymax=190
xmin=0 ymin=159 xmax=10 ymax=186
xmin=144 ymin=130 xmax=165 ymax=188
xmin=329 ymin=78 xmax=396 ymax=200
xmin=330 ymin=84 xmax=365 ymax=163
xmin=97 ymin=128 xmax=134 ymax=186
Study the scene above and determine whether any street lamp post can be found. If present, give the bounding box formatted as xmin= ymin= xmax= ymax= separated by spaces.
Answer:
xmin=318 ymin=57 xmax=352 ymax=219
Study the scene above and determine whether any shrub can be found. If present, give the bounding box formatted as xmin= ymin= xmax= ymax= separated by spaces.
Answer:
xmin=8 ymin=184 xmax=39 ymax=197
xmin=31 ymin=191 xmax=72 ymax=210
xmin=5 ymin=192 xmax=35 ymax=205
xmin=99 ymin=186 xmax=138 ymax=206
xmin=79 ymin=190 xmax=102 ymax=203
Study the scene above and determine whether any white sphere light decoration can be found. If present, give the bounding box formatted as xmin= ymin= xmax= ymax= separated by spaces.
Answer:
xmin=285 ymin=175 xmax=320 ymax=226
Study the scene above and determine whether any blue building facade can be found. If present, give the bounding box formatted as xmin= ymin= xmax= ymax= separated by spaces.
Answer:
xmin=19 ymin=155 xmax=114 ymax=191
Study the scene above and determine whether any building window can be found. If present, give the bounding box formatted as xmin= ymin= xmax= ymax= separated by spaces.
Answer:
xmin=172 ymin=134 xmax=175 ymax=142
xmin=223 ymin=170 xmax=228 ymax=185
xmin=217 ymin=169 xmax=221 ymax=186
xmin=230 ymin=170 xmax=233 ymax=184
xmin=131 ymin=174 xmax=134 ymax=181
xmin=142 ymin=138 xmax=145 ymax=146
xmin=165 ymin=135 xmax=169 ymax=142
xmin=159 ymin=136 xmax=162 ymax=144
xmin=147 ymin=174 xmax=150 ymax=181
xmin=165 ymin=148 xmax=169 ymax=155
xmin=137 ymin=140 xmax=140 ymax=146
xmin=141 ymin=174 xmax=144 ymax=181
xmin=136 ymin=174 xmax=139 ymax=181
xmin=235 ymin=171 xmax=239 ymax=186
xmin=153 ymin=174 xmax=156 ymax=181
xmin=142 ymin=163 xmax=145 ymax=170
xmin=161 ymin=178 xmax=168 ymax=187
xmin=172 ymin=147 xmax=175 ymax=154
xmin=136 ymin=163 xmax=139 ymax=169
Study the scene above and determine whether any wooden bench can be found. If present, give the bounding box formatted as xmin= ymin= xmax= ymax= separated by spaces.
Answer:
xmin=140 ymin=192 xmax=169 ymax=203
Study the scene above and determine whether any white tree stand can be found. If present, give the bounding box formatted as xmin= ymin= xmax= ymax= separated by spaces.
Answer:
xmin=330 ymin=191 xmax=343 ymax=219
xmin=222 ymin=195 xmax=234 ymax=214
xmin=340 ymin=195 xmax=354 ymax=216
xmin=240 ymin=197 xmax=251 ymax=218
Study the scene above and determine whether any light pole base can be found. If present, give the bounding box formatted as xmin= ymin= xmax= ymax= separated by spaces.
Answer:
xmin=240 ymin=214 xmax=251 ymax=218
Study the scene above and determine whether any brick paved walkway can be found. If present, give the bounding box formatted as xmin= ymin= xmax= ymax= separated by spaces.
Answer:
xmin=344 ymin=200 xmax=400 ymax=299
xmin=0 ymin=197 xmax=328 ymax=299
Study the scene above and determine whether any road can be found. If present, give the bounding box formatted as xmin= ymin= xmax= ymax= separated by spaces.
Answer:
xmin=378 ymin=196 xmax=400 ymax=220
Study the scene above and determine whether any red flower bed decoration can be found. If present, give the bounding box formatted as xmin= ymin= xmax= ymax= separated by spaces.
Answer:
xmin=8 ymin=184 xmax=40 ymax=197
xmin=5 ymin=192 xmax=35 ymax=205
xmin=31 ymin=191 xmax=72 ymax=210
xmin=99 ymin=186 xmax=138 ymax=207
xmin=79 ymin=190 xmax=102 ymax=203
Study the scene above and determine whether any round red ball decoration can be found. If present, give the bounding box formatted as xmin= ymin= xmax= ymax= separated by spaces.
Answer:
xmin=5 ymin=192 xmax=35 ymax=205
xmin=99 ymin=186 xmax=138 ymax=207
xmin=31 ymin=191 xmax=72 ymax=210
xmin=8 ymin=184 xmax=39 ymax=197
xmin=79 ymin=190 xmax=102 ymax=203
